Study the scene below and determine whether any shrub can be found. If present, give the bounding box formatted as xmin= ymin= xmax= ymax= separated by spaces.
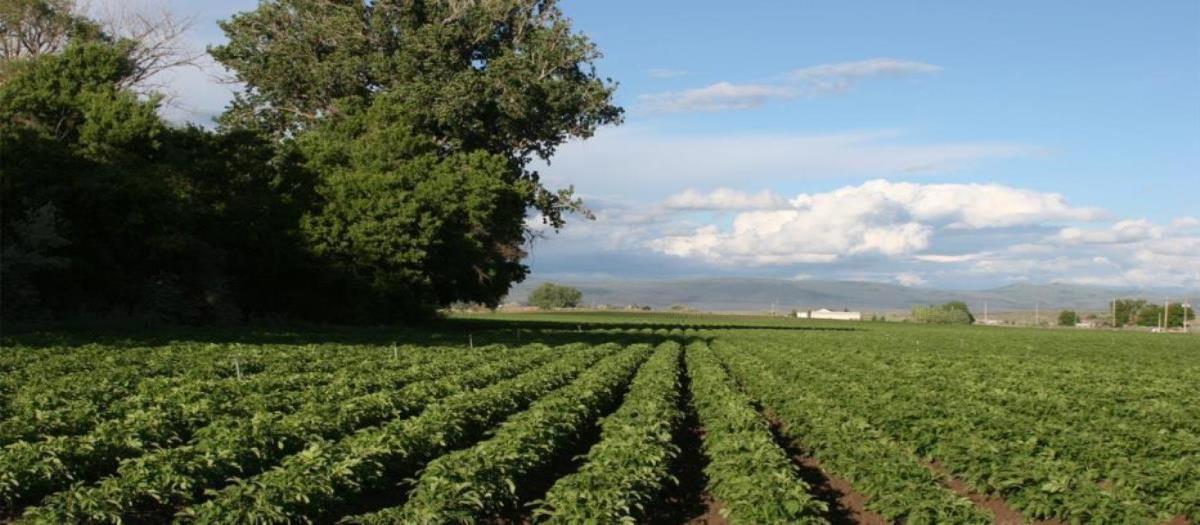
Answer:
xmin=528 ymin=283 xmax=582 ymax=309
xmin=911 ymin=302 xmax=975 ymax=325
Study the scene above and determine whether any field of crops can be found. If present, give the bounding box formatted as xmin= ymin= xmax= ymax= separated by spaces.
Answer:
xmin=2 ymin=313 xmax=1197 ymax=524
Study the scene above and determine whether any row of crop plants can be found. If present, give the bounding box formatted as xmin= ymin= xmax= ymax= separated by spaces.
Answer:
xmin=17 ymin=324 xmax=1185 ymax=524
xmin=10 ymin=333 xmax=851 ymax=524
xmin=6 ymin=342 xmax=565 ymax=521
xmin=2 ymin=343 xmax=505 ymax=509
xmin=733 ymin=331 xmax=1198 ymax=522
xmin=0 ymin=342 xmax=479 ymax=444
xmin=172 ymin=343 xmax=624 ymax=523
xmin=712 ymin=338 xmax=991 ymax=524
xmin=533 ymin=340 xmax=685 ymax=522
xmin=349 ymin=343 xmax=660 ymax=522
xmin=717 ymin=329 xmax=1199 ymax=523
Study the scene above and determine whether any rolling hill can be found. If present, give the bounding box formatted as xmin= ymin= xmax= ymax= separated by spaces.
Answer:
xmin=505 ymin=278 xmax=1196 ymax=312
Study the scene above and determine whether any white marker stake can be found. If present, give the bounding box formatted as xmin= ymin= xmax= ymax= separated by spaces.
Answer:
xmin=392 ymin=343 xmax=398 ymax=359
xmin=469 ymin=334 xmax=474 ymax=349
xmin=234 ymin=359 xmax=242 ymax=381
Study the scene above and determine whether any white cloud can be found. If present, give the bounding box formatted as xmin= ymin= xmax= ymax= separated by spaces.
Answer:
xmin=648 ymin=68 xmax=689 ymax=79
xmin=895 ymin=272 xmax=928 ymax=287
xmin=639 ymin=58 xmax=940 ymax=113
xmin=663 ymin=188 xmax=790 ymax=210
xmin=834 ymin=180 xmax=1106 ymax=228
xmin=649 ymin=179 xmax=1102 ymax=266
xmin=913 ymin=253 xmax=987 ymax=263
xmin=785 ymin=58 xmax=942 ymax=92
xmin=938 ymin=218 xmax=1200 ymax=289
xmin=1171 ymin=216 xmax=1200 ymax=229
xmin=639 ymin=82 xmax=798 ymax=113
xmin=1056 ymin=219 xmax=1163 ymax=245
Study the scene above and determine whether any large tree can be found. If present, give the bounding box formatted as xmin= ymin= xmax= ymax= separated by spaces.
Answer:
xmin=212 ymin=0 xmax=622 ymax=316
xmin=1 ymin=6 xmax=310 ymax=322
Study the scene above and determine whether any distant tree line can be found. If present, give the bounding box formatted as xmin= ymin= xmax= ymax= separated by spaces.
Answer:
xmin=1 ymin=0 xmax=620 ymax=324
xmin=1112 ymin=299 xmax=1194 ymax=328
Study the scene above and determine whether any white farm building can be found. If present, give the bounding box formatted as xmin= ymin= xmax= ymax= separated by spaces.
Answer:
xmin=797 ymin=308 xmax=862 ymax=321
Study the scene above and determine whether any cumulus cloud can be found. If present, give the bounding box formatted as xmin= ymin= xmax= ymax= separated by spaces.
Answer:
xmin=1056 ymin=219 xmax=1163 ymax=244
xmin=933 ymin=218 xmax=1200 ymax=289
xmin=836 ymin=180 xmax=1106 ymax=228
xmin=663 ymin=188 xmax=790 ymax=210
xmin=649 ymin=179 xmax=1103 ymax=266
xmin=639 ymin=58 xmax=940 ymax=113
xmin=895 ymin=272 xmax=928 ymax=287
xmin=533 ymin=189 xmax=1200 ymax=289
xmin=1171 ymin=216 xmax=1200 ymax=229
xmin=913 ymin=253 xmax=988 ymax=263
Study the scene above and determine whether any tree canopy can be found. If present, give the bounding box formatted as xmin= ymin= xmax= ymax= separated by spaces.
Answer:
xmin=911 ymin=302 xmax=975 ymax=325
xmin=1058 ymin=310 xmax=1079 ymax=326
xmin=1 ymin=0 xmax=620 ymax=324
xmin=528 ymin=283 xmax=582 ymax=309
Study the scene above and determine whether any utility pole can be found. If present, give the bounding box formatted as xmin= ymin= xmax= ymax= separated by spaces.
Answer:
xmin=1112 ymin=298 xmax=1117 ymax=329
xmin=1035 ymin=300 xmax=1039 ymax=327
xmin=1164 ymin=298 xmax=1170 ymax=331
xmin=1184 ymin=300 xmax=1192 ymax=332
xmin=984 ymin=301 xmax=989 ymax=324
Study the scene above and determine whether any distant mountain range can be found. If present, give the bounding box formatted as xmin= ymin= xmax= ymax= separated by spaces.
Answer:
xmin=506 ymin=278 xmax=1199 ymax=312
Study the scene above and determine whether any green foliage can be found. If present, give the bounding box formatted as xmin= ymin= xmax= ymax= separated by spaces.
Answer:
xmin=1113 ymin=298 xmax=1195 ymax=327
xmin=685 ymin=341 xmax=826 ymax=524
xmin=205 ymin=0 xmax=622 ymax=319
xmin=210 ymin=0 xmax=622 ymax=163
xmin=1 ymin=30 xmax=311 ymax=323
xmin=357 ymin=344 xmax=652 ymax=523
xmin=535 ymin=342 xmax=683 ymax=523
xmin=1058 ymin=310 xmax=1079 ymax=326
xmin=717 ymin=338 xmax=991 ymax=524
xmin=2 ymin=0 xmax=621 ymax=324
xmin=911 ymin=302 xmax=975 ymax=325
xmin=24 ymin=345 xmax=559 ymax=522
xmin=3 ymin=320 xmax=1200 ymax=522
xmin=184 ymin=344 xmax=614 ymax=524
xmin=528 ymin=282 xmax=583 ymax=309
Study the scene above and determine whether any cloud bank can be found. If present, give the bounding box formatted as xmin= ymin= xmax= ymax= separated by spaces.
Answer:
xmin=650 ymin=180 xmax=1104 ymax=265
xmin=530 ymin=180 xmax=1200 ymax=290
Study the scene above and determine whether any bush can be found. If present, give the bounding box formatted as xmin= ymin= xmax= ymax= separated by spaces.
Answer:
xmin=911 ymin=302 xmax=975 ymax=325
xmin=1058 ymin=310 xmax=1079 ymax=326
xmin=528 ymin=283 xmax=583 ymax=309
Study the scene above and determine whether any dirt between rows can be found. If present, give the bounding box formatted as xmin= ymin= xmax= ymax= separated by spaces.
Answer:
xmin=763 ymin=415 xmax=888 ymax=525
xmin=648 ymin=358 xmax=727 ymax=525
xmin=923 ymin=459 xmax=1043 ymax=525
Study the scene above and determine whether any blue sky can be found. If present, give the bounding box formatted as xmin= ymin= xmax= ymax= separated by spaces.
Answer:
xmin=130 ymin=0 xmax=1200 ymax=290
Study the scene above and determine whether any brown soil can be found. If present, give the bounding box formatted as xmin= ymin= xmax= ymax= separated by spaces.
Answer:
xmin=791 ymin=453 xmax=889 ymax=525
xmin=649 ymin=357 xmax=718 ymax=525
xmin=925 ymin=459 xmax=1030 ymax=524
xmin=764 ymin=415 xmax=888 ymax=525
xmin=685 ymin=493 xmax=729 ymax=525
xmin=1161 ymin=516 xmax=1192 ymax=525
